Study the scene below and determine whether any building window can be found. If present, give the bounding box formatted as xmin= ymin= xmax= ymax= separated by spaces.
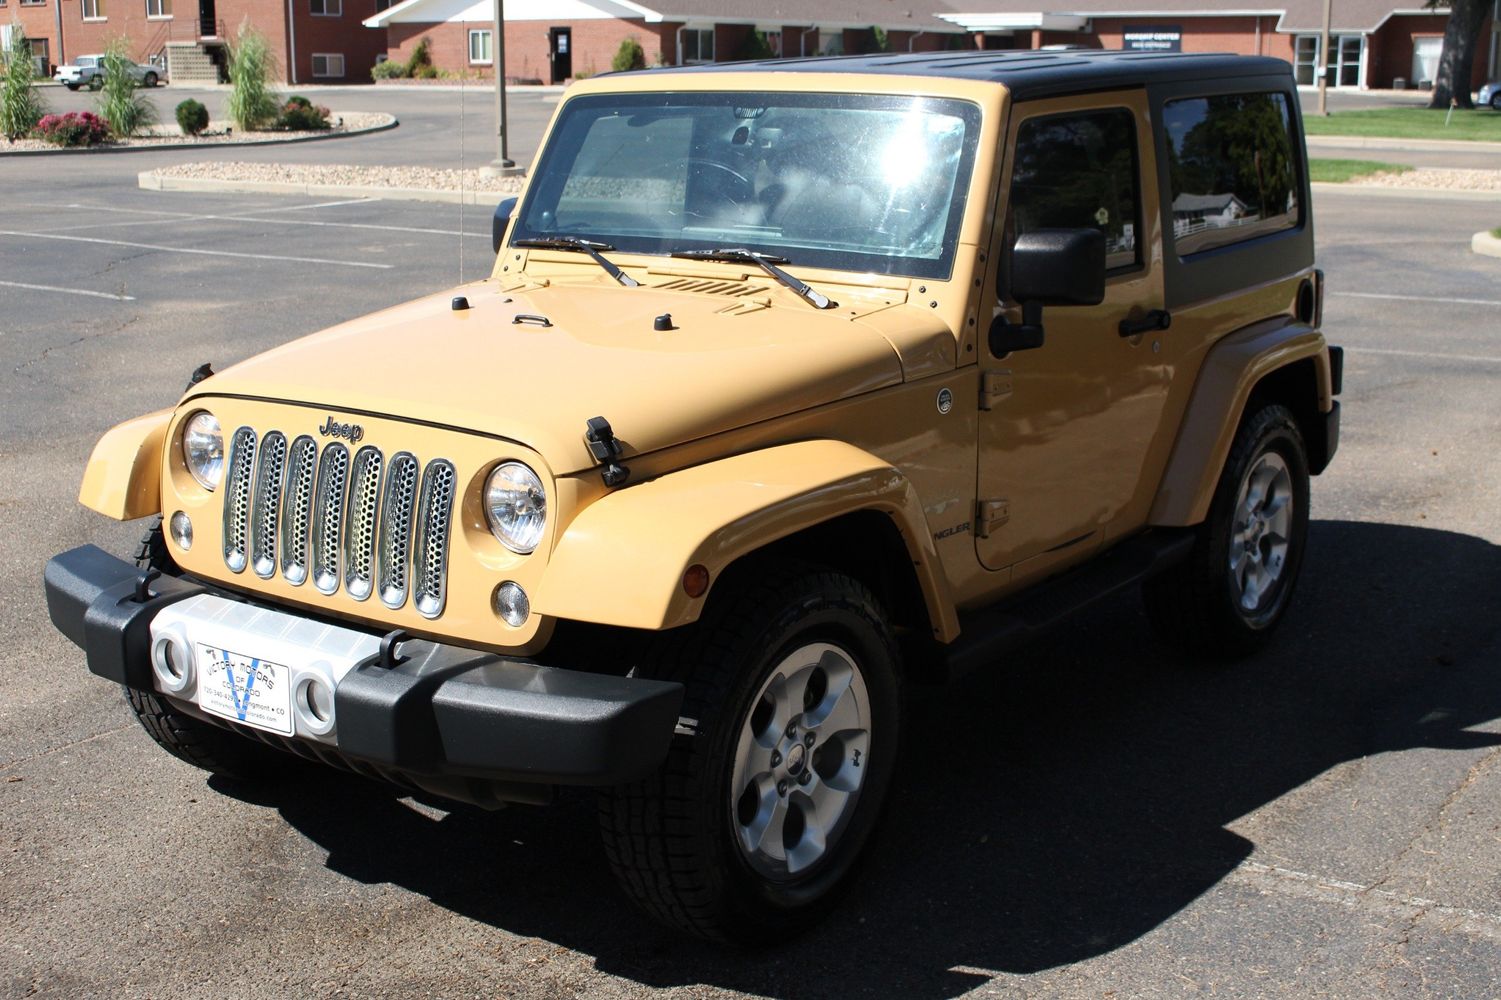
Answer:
xmin=1009 ymin=108 xmax=1141 ymax=271
xmin=1163 ymin=92 xmax=1299 ymax=255
xmin=145 ymin=0 xmax=170 ymax=17
xmin=372 ymin=0 xmax=390 ymax=9
xmin=310 ymin=0 xmax=340 ymax=15
xmin=19 ymin=0 xmax=44 ymax=6
xmin=1294 ymin=33 xmax=1364 ymax=87
xmin=311 ymin=52 xmax=344 ymax=77
xmin=820 ymin=32 xmax=844 ymax=56
xmin=82 ymin=0 xmax=105 ymax=19
xmin=680 ymin=27 xmax=713 ymax=63
xmin=468 ymin=29 xmax=492 ymax=65
xmin=1294 ymin=35 xmax=1317 ymax=85
xmin=764 ymin=30 xmax=782 ymax=57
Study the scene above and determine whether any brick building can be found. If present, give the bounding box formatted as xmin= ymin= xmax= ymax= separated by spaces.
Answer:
xmin=1 ymin=0 xmax=385 ymax=84
xmin=6 ymin=0 xmax=1496 ymax=90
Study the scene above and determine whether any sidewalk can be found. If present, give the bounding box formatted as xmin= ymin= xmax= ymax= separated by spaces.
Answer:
xmin=1308 ymin=134 xmax=1501 ymax=154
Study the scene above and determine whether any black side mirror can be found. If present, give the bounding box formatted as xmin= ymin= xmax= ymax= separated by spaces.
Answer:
xmin=492 ymin=197 xmax=518 ymax=253
xmin=990 ymin=228 xmax=1106 ymax=355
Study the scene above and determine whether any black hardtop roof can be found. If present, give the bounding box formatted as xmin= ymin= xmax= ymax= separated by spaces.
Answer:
xmin=628 ymin=49 xmax=1294 ymax=100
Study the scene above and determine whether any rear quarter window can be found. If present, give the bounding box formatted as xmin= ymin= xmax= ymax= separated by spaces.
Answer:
xmin=1163 ymin=92 xmax=1299 ymax=256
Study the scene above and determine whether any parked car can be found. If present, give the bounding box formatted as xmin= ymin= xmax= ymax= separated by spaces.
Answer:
xmin=1479 ymin=80 xmax=1501 ymax=109
xmin=46 ymin=49 xmax=1340 ymax=943
xmin=54 ymin=54 xmax=162 ymax=90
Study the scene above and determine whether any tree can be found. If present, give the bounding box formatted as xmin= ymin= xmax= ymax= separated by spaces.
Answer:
xmin=611 ymin=36 xmax=646 ymax=72
xmin=1426 ymin=0 xmax=1491 ymax=109
xmin=1 ymin=23 xmax=47 ymax=142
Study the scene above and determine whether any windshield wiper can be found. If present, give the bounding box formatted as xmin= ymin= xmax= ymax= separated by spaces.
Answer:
xmin=670 ymin=248 xmax=835 ymax=310
xmin=514 ymin=237 xmax=639 ymax=287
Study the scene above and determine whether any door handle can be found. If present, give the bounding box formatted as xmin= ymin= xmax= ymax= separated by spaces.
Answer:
xmin=1118 ymin=309 xmax=1171 ymax=338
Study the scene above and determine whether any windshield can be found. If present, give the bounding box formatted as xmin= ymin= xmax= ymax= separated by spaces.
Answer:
xmin=512 ymin=92 xmax=982 ymax=280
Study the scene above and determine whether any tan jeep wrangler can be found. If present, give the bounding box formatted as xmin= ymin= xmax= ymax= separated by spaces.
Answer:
xmin=45 ymin=49 xmax=1341 ymax=942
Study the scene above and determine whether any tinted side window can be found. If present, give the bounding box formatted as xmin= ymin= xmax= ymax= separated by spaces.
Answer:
xmin=1163 ymin=92 xmax=1299 ymax=255
xmin=1008 ymin=109 xmax=1140 ymax=271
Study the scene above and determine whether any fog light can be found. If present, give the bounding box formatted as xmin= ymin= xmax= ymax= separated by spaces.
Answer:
xmin=293 ymin=675 xmax=336 ymax=737
xmin=169 ymin=510 xmax=193 ymax=551
xmin=494 ymin=581 xmax=529 ymax=627
xmin=150 ymin=633 xmax=194 ymax=694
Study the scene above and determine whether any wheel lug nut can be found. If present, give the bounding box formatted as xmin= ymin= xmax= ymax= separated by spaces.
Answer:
xmin=804 ymin=731 xmax=815 ymax=746
xmin=770 ymin=751 xmax=782 ymax=767
xmin=787 ymin=723 xmax=798 ymax=739
xmin=777 ymin=780 xmax=789 ymax=796
xmin=798 ymin=771 xmax=812 ymax=785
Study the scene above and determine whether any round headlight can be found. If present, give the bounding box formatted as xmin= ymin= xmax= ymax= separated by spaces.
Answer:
xmin=182 ymin=411 xmax=224 ymax=490
xmin=485 ymin=462 xmax=546 ymax=554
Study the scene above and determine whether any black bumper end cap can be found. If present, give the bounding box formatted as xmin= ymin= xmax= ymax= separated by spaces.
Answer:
xmin=44 ymin=545 xmax=204 ymax=688
xmin=336 ymin=639 xmax=685 ymax=786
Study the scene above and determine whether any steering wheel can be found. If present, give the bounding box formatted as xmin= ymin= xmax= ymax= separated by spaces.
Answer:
xmin=685 ymin=158 xmax=754 ymax=205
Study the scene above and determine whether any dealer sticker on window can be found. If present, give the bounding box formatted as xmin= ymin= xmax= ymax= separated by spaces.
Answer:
xmin=194 ymin=643 xmax=294 ymax=736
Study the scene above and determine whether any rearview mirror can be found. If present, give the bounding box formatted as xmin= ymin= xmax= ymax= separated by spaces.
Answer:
xmin=492 ymin=197 xmax=518 ymax=253
xmin=990 ymin=228 xmax=1106 ymax=355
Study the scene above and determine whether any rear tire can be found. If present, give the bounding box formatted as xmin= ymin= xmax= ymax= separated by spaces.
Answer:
xmin=124 ymin=519 xmax=291 ymax=781
xmin=144 ymin=72 xmax=159 ymax=87
xmin=599 ymin=563 xmax=902 ymax=943
xmin=1144 ymin=403 xmax=1310 ymax=660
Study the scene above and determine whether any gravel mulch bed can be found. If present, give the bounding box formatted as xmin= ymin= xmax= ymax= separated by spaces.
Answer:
xmin=2 ymin=112 xmax=392 ymax=152
xmin=151 ymin=160 xmax=528 ymax=193
xmin=1350 ymin=167 xmax=1501 ymax=191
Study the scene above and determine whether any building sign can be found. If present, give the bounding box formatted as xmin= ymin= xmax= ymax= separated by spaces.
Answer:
xmin=1123 ymin=26 xmax=1182 ymax=52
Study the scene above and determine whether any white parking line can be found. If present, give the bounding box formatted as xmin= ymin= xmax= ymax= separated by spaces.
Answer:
xmin=1357 ymin=347 xmax=1501 ymax=364
xmin=0 ymin=230 xmax=393 ymax=269
xmin=32 ymin=201 xmax=485 ymax=239
xmin=0 ymin=279 xmax=136 ymax=301
xmin=1334 ymin=291 xmax=1501 ymax=307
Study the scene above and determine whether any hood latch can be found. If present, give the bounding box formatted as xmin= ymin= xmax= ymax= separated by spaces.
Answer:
xmin=585 ymin=416 xmax=631 ymax=488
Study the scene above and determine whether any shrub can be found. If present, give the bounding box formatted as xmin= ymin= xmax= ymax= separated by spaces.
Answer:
xmin=226 ymin=23 xmax=279 ymax=131
xmin=96 ymin=39 xmax=156 ymax=138
xmin=175 ymin=98 xmax=209 ymax=135
xmin=404 ymin=37 xmax=433 ymax=78
xmin=611 ymin=37 xmax=646 ymax=73
xmin=273 ymin=97 xmax=329 ymax=131
xmin=33 ymin=111 xmax=111 ymax=147
xmin=416 ymin=64 xmax=440 ymax=79
xmin=371 ymin=58 xmax=407 ymax=80
xmin=1 ymin=24 xmax=47 ymax=142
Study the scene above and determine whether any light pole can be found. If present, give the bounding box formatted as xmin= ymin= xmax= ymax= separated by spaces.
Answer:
xmin=1316 ymin=0 xmax=1332 ymax=116
xmin=484 ymin=0 xmax=523 ymax=175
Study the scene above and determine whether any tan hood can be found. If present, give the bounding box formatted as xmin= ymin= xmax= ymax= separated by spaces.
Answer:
xmin=189 ymin=279 xmax=954 ymax=474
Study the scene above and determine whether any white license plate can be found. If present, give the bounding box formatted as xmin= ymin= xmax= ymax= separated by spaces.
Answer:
xmin=195 ymin=643 xmax=294 ymax=736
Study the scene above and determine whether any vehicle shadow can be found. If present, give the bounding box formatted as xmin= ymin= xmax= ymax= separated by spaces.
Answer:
xmin=216 ymin=519 xmax=1501 ymax=998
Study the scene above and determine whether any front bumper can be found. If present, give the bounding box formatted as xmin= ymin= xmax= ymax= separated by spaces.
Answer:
xmin=45 ymin=545 xmax=684 ymax=800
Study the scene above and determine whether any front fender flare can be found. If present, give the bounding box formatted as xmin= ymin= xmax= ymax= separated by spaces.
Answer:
xmin=534 ymin=440 xmax=959 ymax=640
xmin=78 ymin=409 xmax=171 ymax=521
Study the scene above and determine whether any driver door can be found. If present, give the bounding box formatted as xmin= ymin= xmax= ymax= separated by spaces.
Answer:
xmin=975 ymin=90 xmax=1176 ymax=582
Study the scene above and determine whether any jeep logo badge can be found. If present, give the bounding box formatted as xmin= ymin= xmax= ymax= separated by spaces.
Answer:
xmin=936 ymin=388 xmax=954 ymax=415
xmin=318 ymin=416 xmax=364 ymax=443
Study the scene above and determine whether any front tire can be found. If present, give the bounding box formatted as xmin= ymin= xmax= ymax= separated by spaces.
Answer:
xmin=124 ymin=519 xmax=290 ymax=781
xmin=599 ymin=564 xmax=902 ymax=942
xmin=1144 ymin=403 xmax=1310 ymax=659
xmin=143 ymin=72 xmax=159 ymax=87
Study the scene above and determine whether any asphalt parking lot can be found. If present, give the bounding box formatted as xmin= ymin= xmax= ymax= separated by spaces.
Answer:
xmin=4 ymin=90 xmax=1501 ymax=998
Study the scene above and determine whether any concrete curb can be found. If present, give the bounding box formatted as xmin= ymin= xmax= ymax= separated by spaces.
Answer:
xmin=137 ymin=170 xmax=521 ymax=205
xmin=1311 ymin=181 xmax=1501 ymax=202
xmin=1306 ymin=134 xmax=1501 ymax=154
xmin=0 ymin=113 xmax=397 ymax=157
xmin=1473 ymin=230 xmax=1501 ymax=259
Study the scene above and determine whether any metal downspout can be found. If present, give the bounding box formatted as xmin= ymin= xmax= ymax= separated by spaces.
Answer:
xmin=286 ymin=0 xmax=298 ymax=84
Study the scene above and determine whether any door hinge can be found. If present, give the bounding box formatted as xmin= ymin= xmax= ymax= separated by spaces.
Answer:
xmin=976 ymin=499 xmax=1010 ymax=538
xmin=979 ymin=369 xmax=1013 ymax=410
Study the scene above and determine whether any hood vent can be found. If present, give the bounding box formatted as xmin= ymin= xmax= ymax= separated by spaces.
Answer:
xmin=652 ymin=277 xmax=770 ymax=298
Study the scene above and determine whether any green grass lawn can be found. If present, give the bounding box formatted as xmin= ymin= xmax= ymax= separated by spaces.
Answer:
xmin=1303 ymin=107 xmax=1501 ymax=141
xmin=1308 ymin=158 xmax=1414 ymax=183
